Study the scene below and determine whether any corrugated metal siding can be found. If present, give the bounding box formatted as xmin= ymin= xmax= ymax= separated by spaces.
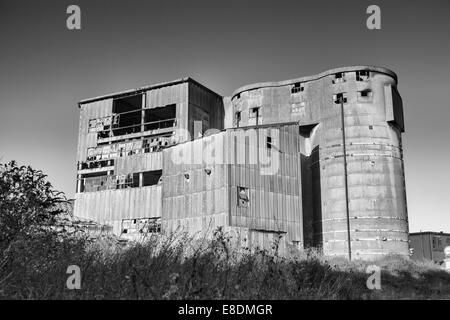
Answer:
xmin=188 ymin=82 xmax=224 ymax=133
xmin=114 ymin=152 xmax=163 ymax=175
xmin=73 ymin=185 xmax=162 ymax=224
xmin=227 ymin=125 xmax=303 ymax=242
xmin=145 ymin=83 xmax=186 ymax=109
xmin=77 ymin=99 xmax=113 ymax=162
xmin=146 ymin=83 xmax=189 ymax=134
xmin=74 ymin=80 xmax=227 ymax=236
xmin=162 ymin=132 xmax=229 ymax=234
xmin=161 ymin=124 xmax=303 ymax=243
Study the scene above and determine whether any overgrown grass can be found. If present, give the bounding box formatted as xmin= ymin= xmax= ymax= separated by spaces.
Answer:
xmin=0 ymin=229 xmax=449 ymax=300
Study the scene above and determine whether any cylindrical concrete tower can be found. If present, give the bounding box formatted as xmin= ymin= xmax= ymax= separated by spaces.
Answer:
xmin=230 ymin=66 xmax=409 ymax=259
xmin=309 ymin=69 xmax=408 ymax=259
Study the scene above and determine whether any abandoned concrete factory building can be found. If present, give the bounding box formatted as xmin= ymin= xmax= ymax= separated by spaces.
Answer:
xmin=73 ymin=66 xmax=408 ymax=259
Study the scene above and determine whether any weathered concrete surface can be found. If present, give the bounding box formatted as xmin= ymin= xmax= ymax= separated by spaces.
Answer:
xmin=230 ymin=66 xmax=408 ymax=259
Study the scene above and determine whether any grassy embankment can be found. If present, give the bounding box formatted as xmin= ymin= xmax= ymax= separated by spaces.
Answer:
xmin=1 ymin=229 xmax=449 ymax=300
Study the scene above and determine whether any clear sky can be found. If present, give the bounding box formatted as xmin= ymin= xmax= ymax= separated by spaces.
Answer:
xmin=0 ymin=0 xmax=449 ymax=232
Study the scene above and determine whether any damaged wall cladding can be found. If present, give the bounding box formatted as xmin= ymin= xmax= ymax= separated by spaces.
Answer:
xmin=162 ymin=124 xmax=304 ymax=253
xmin=74 ymin=66 xmax=409 ymax=259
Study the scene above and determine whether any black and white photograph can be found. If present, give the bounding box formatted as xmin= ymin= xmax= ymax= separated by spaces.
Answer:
xmin=0 ymin=0 xmax=449 ymax=309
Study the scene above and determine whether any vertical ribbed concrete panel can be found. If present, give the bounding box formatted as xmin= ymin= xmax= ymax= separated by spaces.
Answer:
xmin=230 ymin=66 xmax=409 ymax=259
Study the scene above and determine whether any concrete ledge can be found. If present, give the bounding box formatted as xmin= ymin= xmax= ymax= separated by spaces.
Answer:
xmin=231 ymin=65 xmax=398 ymax=99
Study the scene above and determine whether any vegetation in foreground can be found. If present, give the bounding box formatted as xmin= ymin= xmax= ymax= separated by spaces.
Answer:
xmin=1 ymin=160 xmax=449 ymax=300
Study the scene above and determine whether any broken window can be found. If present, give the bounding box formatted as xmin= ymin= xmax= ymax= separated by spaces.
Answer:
xmin=112 ymin=94 xmax=143 ymax=136
xmin=142 ymin=170 xmax=162 ymax=186
xmin=84 ymin=146 xmax=114 ymax=169
xmin=122 ymin=217 xmax=161 ymax=235
xmin=133 ymin=173 xmax=140 ymax=188
xmin=266 ymin=136 xmax=274 ymax=156
xmin=83 ymin=160 xmax=110 ymax=170
xmin=358 ymin=89 xmax=373 ymax=100
xmin=356 ymin=70 xmax=370 ymax=81
xmin=83 ymin=173 xmax=108 ymax=192
xmin=142 ymin=135 xmax=172 ymax=153
xmin=86 ymin=147 xmax=96 ymax=161
xmin=89 ymin=116 xmax=113 ymax=135
xmin=143 ymin=218 xmax=161 ymax=233
xmin=333 ymin=93 xmax=348 ymax=104
xmin=235 ymin=111 xmax=241 ymax=127
xmin=80 ymin=168 xmax=162 ymax=192
xmin=332 ymin=72 xmax=346 ymax=84
xmin=249 ymin=107 xmax=260 ymax=119
xmin=116 ymin=174 xmax=134 ymax=189
xmin=291 ymin=82 xmax=304 ymax=94
xmin=266 ymin=136 xmax=272 ymax=149
xmin=82 ymin=172 xmax=116 ymax=192
xmin=144 ymin=104 xmax=176 ymax=131
xmin=237 ymin=186 xmax=249 ymax=207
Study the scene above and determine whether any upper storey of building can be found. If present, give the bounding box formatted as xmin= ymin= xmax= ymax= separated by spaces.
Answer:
xmin=226 ymin=66 xmax=404 ymax=133
xmin=75 ymin=66 xmax=404 ymax=176
xmin=76 ymin=78 xmax=224 ymax=164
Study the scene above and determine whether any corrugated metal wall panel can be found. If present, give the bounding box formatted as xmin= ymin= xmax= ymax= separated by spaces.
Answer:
xmin=160 ymin=124 xmax=303 ymax=243
xmin=73 ymin=186 xmax=162 ymax=224
xmin=114 ymin=152 xmax=163 ymax=175
xmin=225 ymin=125 xmax=303 ymax=242
xmin=145 ymin=83 xmax=186 ymax=109
xmin=77 ymin=99 xmax=113 ymax=162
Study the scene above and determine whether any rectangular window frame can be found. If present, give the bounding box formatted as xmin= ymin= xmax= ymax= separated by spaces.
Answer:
xmin=356 ymin=70 xmax=370 ymax=82
xmin=333 ymin=92 xmax=348 ymax=104
xmin=249 ymin=107 xmax=261 ymax=119
xmin=291 ymin=82 xmax=304 ymax=94
xmin=235 ymin=111 xmax=242 ymax=127
xmin=237 ymin=186 xmax=250 ymax=207
xmin=332 ymin=72 xmax=346 ymax=84
xmin=358 ymin=89 xmax=373 ymax=101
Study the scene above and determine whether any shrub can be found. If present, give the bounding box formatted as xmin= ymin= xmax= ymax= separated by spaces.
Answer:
xmin=0 ymin=160 xmax=69 ymax=252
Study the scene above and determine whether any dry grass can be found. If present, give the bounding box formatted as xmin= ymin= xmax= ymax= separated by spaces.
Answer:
xmin=0 ymin=229 xmax=449 ymax=300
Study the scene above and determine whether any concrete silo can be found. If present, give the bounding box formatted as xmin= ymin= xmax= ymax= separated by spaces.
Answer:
xmin=230 ymin=66 xmax=409 ymax=259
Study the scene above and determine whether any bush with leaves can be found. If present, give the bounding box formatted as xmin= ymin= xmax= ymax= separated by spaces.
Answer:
xmin=0 ymin=160 xmax=69 ymax=252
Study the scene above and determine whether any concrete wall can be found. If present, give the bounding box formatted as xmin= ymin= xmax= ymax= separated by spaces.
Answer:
xmin=230 ymin=66 xmax=408 ymax=259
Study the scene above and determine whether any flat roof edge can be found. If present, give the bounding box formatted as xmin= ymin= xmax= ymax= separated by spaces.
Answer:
xmin=231 ymin=66 xmax=398 ymax=99
xmin=77 ymin=77 xmax=222 ymax=108
xmin=410 ymin=231 xmax=450 ymax=236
